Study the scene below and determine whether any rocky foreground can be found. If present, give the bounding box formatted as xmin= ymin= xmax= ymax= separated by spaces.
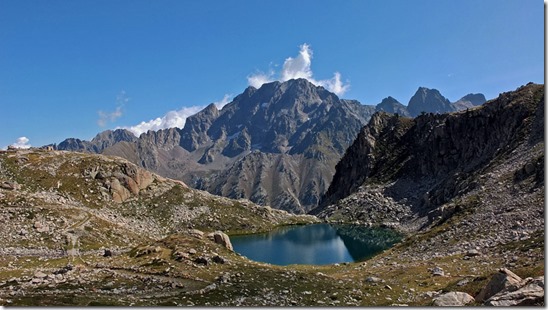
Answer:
xmin=0 ymin=144 xmax=543 ymax=306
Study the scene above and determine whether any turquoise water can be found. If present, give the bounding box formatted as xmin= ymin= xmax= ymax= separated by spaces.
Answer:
xmin=230 ymin=223 xmax=401 ymax=266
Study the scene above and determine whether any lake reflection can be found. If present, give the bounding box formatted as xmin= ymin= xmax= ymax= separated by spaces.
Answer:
xmin=230 ymin=223 xmax=401 ymax=266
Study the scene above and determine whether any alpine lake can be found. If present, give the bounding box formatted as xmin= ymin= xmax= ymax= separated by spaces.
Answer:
xmin=230 ymin=223 xmax=402 ymax=266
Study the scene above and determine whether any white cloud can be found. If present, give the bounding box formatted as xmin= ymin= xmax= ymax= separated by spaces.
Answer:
xmin=247 ymin=71 xmax=275 ymax=89
xmin=247 ymin=43 xmax=350 ymax=96
xmin=213 ymin=93 xmax=232 ymax=109
xmin=320 ymin=72 xmax=350 ymax=96
xmin=280 ymin=43 xmax=314 ymax=81
xmin=98 ymin=91 xmax=128 ymax=127
xmin=122 ymin=106 xmax=203 ymax=137
xmin=121 ymin=94 xmax=232 ymax=137
xmin=9 ymin=137 xmax=31 ymax=149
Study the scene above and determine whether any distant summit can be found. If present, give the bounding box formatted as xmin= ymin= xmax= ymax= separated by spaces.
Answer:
xmin=179 ymin=78 xmax=373 ymax=159
xmin=407 ymin=87 xmax=453 ymax=116
xmin=453 ymin=93 xmax=487 ymax=110
xmin=373 ymin=88 xmax=486 ymax=117
xmin=459 ymin=93 xmax=487 ymax=106
xmin=57 ymin=129 xmax=136 ymax=153
xmin=375 ymin=96 xmax=412 ymax=117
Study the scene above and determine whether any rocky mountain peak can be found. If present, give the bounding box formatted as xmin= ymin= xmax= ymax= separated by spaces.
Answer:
xmin=204 ymin=102 xmax=220 ymax=114
xmin=139 ymin=127 xmax=181 ymax=149
xmin=407 ymin=87 xmax=452 ymax=116
xmin=254 ymin=78 xmax=329 ymax=112
xmin=380 ymin=96 xmax=400 ymax=105
xmin=180 ymin=102 xmax=221 ymax=152
xmin=459 ymin=93 xmax=486 ymax=106
xmin=193 ymin=78 xmax=348 ymax=156
xmin=283 ymin=78 xmax=323 ymax=94
xmin=56 ymin=129 xmax=137 ymax=153
xmin=452 ymin=93 xmax=487 ymax=110
xmin=376 ymin=96 xmax=411 ymax=117
xmin=91 ymin=129 xmax=136 ymax=145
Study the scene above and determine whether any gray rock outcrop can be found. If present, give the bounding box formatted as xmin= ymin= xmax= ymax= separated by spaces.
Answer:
xmin=433 ymin=291 xmax=475 ymax=306
xmin=476 ymin=268 xmax=545 ymax=306
xmin=212 ymin=231 xmax=233 ymax=251
xmin=485 ymin=276 xmax=544 ymax=306
xmin=475 ymin=268 xmax=522 ymax=302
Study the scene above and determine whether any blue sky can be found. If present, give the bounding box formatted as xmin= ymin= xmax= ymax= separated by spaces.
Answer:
xmin=0 ymin=0 xmax=544 ymax=149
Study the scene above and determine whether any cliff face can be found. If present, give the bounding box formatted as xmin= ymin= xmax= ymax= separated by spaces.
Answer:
xmin=315 ymin=83 xmax=544 ymax=231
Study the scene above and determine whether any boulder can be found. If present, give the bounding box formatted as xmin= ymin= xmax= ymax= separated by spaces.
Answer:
xmin=216 ymin=273 xmax=231 ymax=283
xmin=365 ymin=277 xmax=382 ymax=283
xmin=475 ymin=268 xmax=522 ymax=302
xmin=120 ymin=163 xmax=154 ymax=192
xmin=431 ymin=266 xmax=444 ymax=277
xmin=109 ymin=178 xmax=131 ymax=203
xmin=213 ymin=231 xmax=233 ymax=251
xmin=466 ymin=249 xmax=481 ymax=257
xmin=134 ymin=245 xmax=162 ymax=257
xmin=194 ymin=257 xmax=209 ymax=265
xmin=33 ymin=221 xmax=49 ymax=233
xmin=365 ymin=276 xmax=383 ymax=283
xmin=53 ymin=265 xmax=73 ymax=275
xmin=188 ymin=229 xmax=204 ymax=239
xmin=485 ymin=276 xmax=544 ymax=306
xmin=173 ymin=251 xmax=190 ymax=261
xmin=0 ymin=181 xmax=20 ymax=190
xmin=433 ymin=292 xmax=475 ymax=306
xmin=212 ymin=255 xmax=226 ymax=264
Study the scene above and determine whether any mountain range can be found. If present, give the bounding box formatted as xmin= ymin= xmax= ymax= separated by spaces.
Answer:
xmin=53 ymin=79 xmax=485 ymax=213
